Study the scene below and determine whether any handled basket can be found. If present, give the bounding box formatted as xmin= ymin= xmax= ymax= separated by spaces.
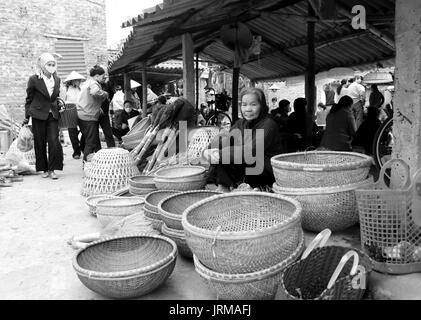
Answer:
xmin=58 ymin=103 xmax=78 ymax=129
xmin=355 ymin=158 xmax=421 ymax=274
xmin=278 ymin=229 xmax=372 ymax=300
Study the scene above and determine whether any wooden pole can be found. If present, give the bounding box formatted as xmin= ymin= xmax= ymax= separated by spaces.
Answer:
xmin=182 ymin=33 xmax=195 ymax=105
xmin=232 ymin=46 xmax=241 ymax=123
xmin=142 ymin=62 xmax=148 ymax=117
xmin=123 ymin=73 xmax=131 ymax=102
xmin=195 ymin=51 xmax=199 ymax=124
xmin=305 ymin=3 xmax=316 ymax=148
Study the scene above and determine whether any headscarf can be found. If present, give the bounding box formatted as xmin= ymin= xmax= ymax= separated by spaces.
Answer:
xmin=35 ymin=53 xmax=57 ymax=79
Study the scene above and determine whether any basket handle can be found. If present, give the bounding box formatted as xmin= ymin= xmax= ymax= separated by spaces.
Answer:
xmin=378 ymin=158 xmax=411 ymax=189
xmin=327 ymin=250 xmax=360 ymax=290
xmin=301 ymin=229 xmax=331 ymax=260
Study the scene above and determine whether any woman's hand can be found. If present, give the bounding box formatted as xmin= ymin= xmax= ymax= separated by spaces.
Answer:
xmin=202 ymin=148 xmax=220 ymax=164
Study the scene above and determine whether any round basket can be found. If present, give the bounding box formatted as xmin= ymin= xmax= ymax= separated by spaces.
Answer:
xmin=161 ymin=224 xmax=193 ymax=259
xmin=272 ymin=178 xmax=373 ymax=232
xmin=143 ymin=206 xmax=161 ymax=221
xmin=154 ymin=175 xmax=206 ymax=191
xmin=96 ymin=197 xmax=144 ymax=227
xmin=158 ymin=190 xmax=221 ymax=230
xmin=6 ymin=139 xmax=36 ymax=165
xmin=129 ymin=185 xmax=157 ymax=196
xmin=278 ymin=245 xmax=372 ymax=300
xmin=129 ymin=175 xmax=156 ymax=189
xmin=144 ymin=190 xmax=180 ymax=213
xmin=82 ymin=148 xmax=140 ymax=197
xmin=182 ymin=192 xmax=303 ymax=274
xmin=193 ymin=235 xmax=304 ymax=300
xmin=154 ymin=165 xmax=206 ymax=179
xmin=85 ymin=194 xmax=117 ymax=216
xmin=72 ymin=234 xmax=177 ymax=299
xmin=270 ymin=151 xmax=373 ymax=188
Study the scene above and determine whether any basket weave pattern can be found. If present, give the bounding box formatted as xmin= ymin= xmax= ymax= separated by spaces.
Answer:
xmin=86 ymin=194 xmax=116 ymax=216
xmin=96 ymin=198 xmax=144 ymax=227
xmin=278 ymin=246 xmax=372 ymax=300
xmin=193 ymin=235 xmax=304 ymax=300
xmin=162 ymin=224 xmax=192 ymax=258
xmin=81 ymin=148 xmax=140 ymax=197
xmin=271 ymin=151 xmax=372 ymax=188
xmin=183 ymin=192 xmax=303 ymax=273
xmin=73 ymin=234 xmax=177 ymax=299
xmin=144 ymin=190 xmax=180 ymax=213
xmin=6 ymin=139 xmax=36 ymax=165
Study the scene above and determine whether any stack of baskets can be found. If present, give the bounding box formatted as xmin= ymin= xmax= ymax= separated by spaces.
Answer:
xmin=182 ymin=192 xmax=304 ymax=300
xmin=271 ymin=151 xmax=373 ymax=232
xmin=129 ymin=175 xmax=157 ymax=196
xmin=72 ymin=234 xmax=177 ymax=299
xmin=158 ymin=190 xmax=221 ymax=258
xmin=81 ymin=148 xmax=140 ymax=197
xmin=143 ymin=190 xmax=180 ymax=230
xmin=121 ymin=117 xmax=151 ymax=150
xmin=95 ymin=197 xmax=144 ymax=227
xmin=153 ymin=165 xmax=207 ymax=191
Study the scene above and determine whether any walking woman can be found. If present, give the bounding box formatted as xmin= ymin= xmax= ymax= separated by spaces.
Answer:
xmin=23 ymin=53 xmax=64 ymax=179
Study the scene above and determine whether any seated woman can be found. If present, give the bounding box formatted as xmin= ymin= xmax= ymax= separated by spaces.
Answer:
xmin=203 ymin=87 xmax=284 ymax=192
xmin=112 ymin=100 xmax=140 ymax=142
xmin=319 ymin=95 xmax=357 ymax=151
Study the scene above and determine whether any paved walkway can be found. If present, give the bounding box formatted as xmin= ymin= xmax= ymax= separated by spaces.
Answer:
xmin=0 ymin=145 xmax=420 ymax=299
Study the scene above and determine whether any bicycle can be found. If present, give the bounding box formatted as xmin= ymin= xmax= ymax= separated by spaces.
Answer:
xmin=200 ymin=92 xmax=232 ymax=131
xmin=372 ymin=115 xmax=394 ymax=170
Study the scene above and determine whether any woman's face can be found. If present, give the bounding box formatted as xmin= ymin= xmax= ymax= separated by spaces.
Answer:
xmin=241 ymin=93 xmax=261 ymax=121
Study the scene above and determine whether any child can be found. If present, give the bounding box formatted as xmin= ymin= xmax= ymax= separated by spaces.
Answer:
xmin=112 ymin=100 xmax=140 ymax=142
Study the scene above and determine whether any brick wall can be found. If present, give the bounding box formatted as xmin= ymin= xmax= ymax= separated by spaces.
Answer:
xmin=0 ymin=0 xmax=107 ymax=121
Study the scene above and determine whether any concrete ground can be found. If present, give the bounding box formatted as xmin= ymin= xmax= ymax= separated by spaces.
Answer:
xmin=0 ymin=145 xmax=421 ymax=300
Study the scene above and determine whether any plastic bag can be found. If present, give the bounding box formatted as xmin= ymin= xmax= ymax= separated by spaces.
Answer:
xmin=16 ymin=125 xmax=33 ymax=152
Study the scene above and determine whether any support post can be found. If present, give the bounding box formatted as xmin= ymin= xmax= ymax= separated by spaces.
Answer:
xmin=142 ymin=63 xmax=148 ymax=117
xmin=305 ymin=3 xmax=316 ymax=148
xmin=182 ymin=33 xmax=195 ymax=105
xmin=232 ymin=46 xmax=241 ymax=123
xmin=195 ymin=51 xmax=199 ymax=124
xmin=123 ymin=73 xmax=131 ymax=102
xmin=392 ymin=0 xmax=421 ymax=175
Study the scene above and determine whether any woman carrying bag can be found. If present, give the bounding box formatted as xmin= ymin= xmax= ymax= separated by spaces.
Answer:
xmin=23 ymin=53 xmax=64 ymax=180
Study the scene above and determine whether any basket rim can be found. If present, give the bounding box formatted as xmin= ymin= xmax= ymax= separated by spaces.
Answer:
xmin=158 ymin=190 xmax=222 ymax=220
xmin=96 ymin=197 xmax=144 ymax=208
xmin=144 ymin=190 xmax=181 ymax=208
xmin=279 ymin=245 xmax=373 ymax=299
xmin=72 ymin=233 xmax=177 ymax=280
xmin=272 ymin=177 xmax=374 ymax=195
xmin=193 ymin=234 xmax=304 ymax=282
xmin=85 ymin=194 xmax=117 ymax=207
xmin=154 ymin=165 xmax=206 ymax=179
xmin=270 ymin=151 xmax=373 ymax=171
xmin=112 ymin=186 xmax=130 ymax=196
xmin=182 ymin=191 xmax=302 ymax=240
xmin=153 ymin=175 xmax=206 ymax=184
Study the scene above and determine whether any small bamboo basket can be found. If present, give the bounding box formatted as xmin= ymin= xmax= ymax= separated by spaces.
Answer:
xmin=96 ymin=197 xmax=144 ymax=227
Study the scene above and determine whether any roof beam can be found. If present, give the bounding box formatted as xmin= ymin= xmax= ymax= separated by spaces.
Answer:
xmin=315 ymin=30 xmax=369 ymax=50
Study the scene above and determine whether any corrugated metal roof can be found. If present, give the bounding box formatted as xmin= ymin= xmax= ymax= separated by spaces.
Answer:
xmin=110 ymin=0 xmax=396 ymax=81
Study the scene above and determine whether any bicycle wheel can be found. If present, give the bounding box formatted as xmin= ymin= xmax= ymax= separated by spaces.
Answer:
xmin=372 ymin=117 xmax=394 ymax=170
xmin=206 ymin=112 xmax=232 ymax=131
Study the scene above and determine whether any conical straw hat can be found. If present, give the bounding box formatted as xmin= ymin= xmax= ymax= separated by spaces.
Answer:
xmin=64 ymin=71 xmax=86 ymax=83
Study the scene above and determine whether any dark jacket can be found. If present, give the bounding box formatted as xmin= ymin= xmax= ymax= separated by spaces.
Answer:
xmin=113 ymin=109 xmax=140 ymax=130
xmin=320 ymin=108 xmax=357 ymax=151
xmin=25 ymin=74 xmax=61 ymax=120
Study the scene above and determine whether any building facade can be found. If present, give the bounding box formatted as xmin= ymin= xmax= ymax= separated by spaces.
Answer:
xmin=0 ymin=0 xmax=108 ymax=120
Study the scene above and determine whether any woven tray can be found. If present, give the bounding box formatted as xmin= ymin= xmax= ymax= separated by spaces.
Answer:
xmin=158 ymin=190 xmax=221 ymax=230
xmin=272 ymin=178 xmax=373 ymax=232
xmin=96 ymin=197 xmax=144 ymax=227
xmin=183 ymin=192 xmax=303 ymax=274
xmin=72 ymin=234 xmax=177 ymax=299
xmin=129 ymin=175 xmax=156 ymax=189
xmin=85 ymin=194 xmax=117 ymax=216
xmin=154 ymin=165 xmax=206 ymax=179
xmin=129 ymin=185 xmax=157 ymax=196
xmin=270 ymin=151 xmax=373 ymax=188
xmin=144 ymin=190 xmax=180 ymax=213
xmin=154 ymin=175 xmax=206 ymax=191
xmin=194 ymin=234 xmax=304 ymax=300
xmin=161 ymin=224 xmax=193 ymax=259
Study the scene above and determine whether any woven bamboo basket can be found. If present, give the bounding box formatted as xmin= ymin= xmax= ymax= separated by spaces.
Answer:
xmin=278 ymin=229 xmax=373 ymax=300
xmin=161 ymin=223 xmax=193 ymax=259
xmin=85 ymin=194 xmax=117 ymax=216
xmin=186 ymin=126 xmax=221 ymax=164
xmin=355 ymin=159 xmax=421 ymax=274
xmin=270 ymin=151 xmax=373 ymax=188
xmin=182 ymin=192 xmax=303 ymax=274
xmin=81 ymin=148 xmax=140 ymax=197
xmin=143 ymin=206 xmax=161 ymax=221
xmin=72 ymin=234 xmax=177 ymax=299
xmin=144 ymin=190 xmax=180 ymax=213
xmin=129 ymin=185 xmax=157 ymax=196
xmin=158 ymin=190 xmax=221 ymax=230
xmin=6 ymin=139 xmax=36 ymax=165
xmin=96 ymin=197 xmax=144 ymax=227
xmin=112 ymin=186 xmax=132 ymax=197
xmin=154 ymin=165 xmax=206 ymax=179
xmin=129 ymin=175 xmax=156 ymax=189
xmin=145 ymin=216 xmax=164 ymax=231
xmin=194 ymin=234 xmax=304 ymax=300
xmin=272 ymin=178 xmax=373 ymax=232
xmin=154 ymin=175 xmax=206 ymax=191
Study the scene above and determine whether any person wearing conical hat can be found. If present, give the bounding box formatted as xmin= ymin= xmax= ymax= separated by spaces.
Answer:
xmin=23 ymin=52 xmax=64 ymax=180
xmin=64 ymin=71 xmax=86 ymax=159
